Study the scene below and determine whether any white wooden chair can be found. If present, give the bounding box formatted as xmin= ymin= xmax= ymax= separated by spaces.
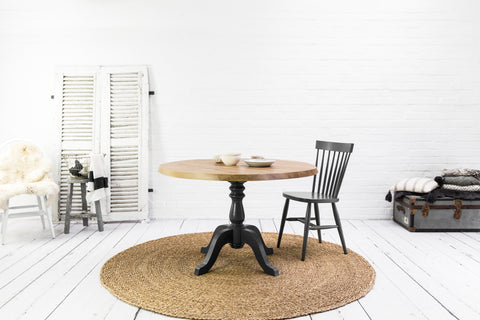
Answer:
xmin=0 ymin=140 xmax=58 ymax=244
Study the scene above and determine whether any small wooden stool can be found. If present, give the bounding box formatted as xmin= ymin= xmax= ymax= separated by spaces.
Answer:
xmin=64 ymin=178 xmax=104 ymax=234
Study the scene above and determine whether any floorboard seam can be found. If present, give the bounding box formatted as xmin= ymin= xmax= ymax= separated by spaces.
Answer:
xmin=0 ymin=225 xmax=86 ymax=275
xmin=362 ymin=221 xmax=461 ymax=320
xmin=0 ymin=229 xmax=95 ymax=300
xmin=133 ymin=307 xmax=141 ymax=319
xmin=358 ymin=300 xmax=372 ymax=320
xmin=43 ymin=223 xmax=135 ymax=319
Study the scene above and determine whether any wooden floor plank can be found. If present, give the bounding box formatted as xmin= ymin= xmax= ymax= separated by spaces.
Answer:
xmin=1 ymin=218 xmax=479 ymax=320
xmin=22 ymin=222 xmax=142 ymax=320
xmin=0 ymin=222 xmax=83 ymax=275
xmin=1 ymin=223 xmax=124 ymax=319
xmin=363 ymin=220 xmax=477 ymax=320
xmin=342 ymin=221 xmax=437 ymax=320
xmin=415 ymin=232 xmax=480 ymax=281
xmin=65 ymin=221 xmax=154 ymax=320
xmin=445 ymin=233 xmax=480 ymax=260
xmin=0 ymin=225 xmax=100 ymax=309
xmin=195 ymin=219 xmax=225 ymax=233
xmin=463 ymin=231 xmax=480 ymax=241
xmin=103 ymin=299 xmax=139 ymax=320
xmin=0 ymin=220 xmax=65 ymax=260
xmin=401 ymin=229 xmax=480 ymax=277
xmin=0 ymin=217 xmax=64 ymax=250
xmin=369 ymin=220 xmax=480 ymax=299
xmin=49 ymin=220 xmax=184 ymax=320
xmin=258 ymin=218 xmax=277 ymax=233
xmin=310 ymin=302 xmax=370 ymax=320
xmin=136 ymin=309 xmax=180 ymax=320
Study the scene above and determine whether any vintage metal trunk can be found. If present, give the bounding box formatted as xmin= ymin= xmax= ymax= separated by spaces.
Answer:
xmin=393 ymin=193 xmax=480 ymax=232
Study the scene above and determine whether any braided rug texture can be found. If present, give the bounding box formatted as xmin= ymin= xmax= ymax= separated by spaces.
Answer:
xmin=100 ymin=232 xmax=375 ymax=320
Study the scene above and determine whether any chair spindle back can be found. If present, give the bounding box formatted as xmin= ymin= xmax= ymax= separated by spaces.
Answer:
xmin=311 ymin=140 xmax=354 ymax=198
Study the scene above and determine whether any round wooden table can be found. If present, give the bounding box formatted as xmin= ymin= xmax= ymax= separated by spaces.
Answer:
xmin=158 ymin=159 xmax=317 ymax=276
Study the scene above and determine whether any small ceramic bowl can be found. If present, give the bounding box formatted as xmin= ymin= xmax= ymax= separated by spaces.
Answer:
xmin=221 ymin=153 xmax=241 ymax=166
xmin=213 ymin=155 xmax=222 ymax=163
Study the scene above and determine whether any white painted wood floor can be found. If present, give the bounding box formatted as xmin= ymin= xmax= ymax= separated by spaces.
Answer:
xmin=1 ymin=217 xmax=479 ymax=320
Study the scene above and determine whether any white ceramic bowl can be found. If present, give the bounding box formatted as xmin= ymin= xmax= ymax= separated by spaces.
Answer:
xmin=221 ymin=153 xmax=241 ymax=166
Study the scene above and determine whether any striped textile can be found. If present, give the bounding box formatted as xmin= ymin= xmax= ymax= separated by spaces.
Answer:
xmin=391 ymin=177 xmax=439 ymax=193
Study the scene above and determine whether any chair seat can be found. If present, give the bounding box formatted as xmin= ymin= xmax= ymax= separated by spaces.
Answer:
xmin=283 ymin=191 xmax=339 ymax=203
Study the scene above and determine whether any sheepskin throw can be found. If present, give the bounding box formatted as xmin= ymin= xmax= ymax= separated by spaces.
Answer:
xmin=0 ymin=143 xmax=59 ymax=210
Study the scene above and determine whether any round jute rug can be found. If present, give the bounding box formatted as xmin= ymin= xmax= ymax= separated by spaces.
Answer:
xmin=100 ymin=232 xmax=375 ymax=320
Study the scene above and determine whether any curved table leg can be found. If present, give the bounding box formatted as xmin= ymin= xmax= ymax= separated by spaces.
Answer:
xmin=244 ymin=225 xmax=273 ymax=255
xmin=195 ymin=181 xmax=279 ymax=276
xmin=195 ymin=228 xmax=233 ymax=276
xmin=201 ymin=224 xmax=231 ymax=254
xmin=243 ymin=228 xmax=279 ymax=276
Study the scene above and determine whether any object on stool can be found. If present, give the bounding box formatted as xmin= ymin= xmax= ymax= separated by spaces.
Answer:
xmin=68 ymin=160 xmax=84 ymax=177
xmin=65 ymin=156 xmax=90 ymax=178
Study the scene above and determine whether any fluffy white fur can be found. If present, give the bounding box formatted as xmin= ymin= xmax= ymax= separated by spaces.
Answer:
xmin=0 ymin=143 xmax=59 ymax=210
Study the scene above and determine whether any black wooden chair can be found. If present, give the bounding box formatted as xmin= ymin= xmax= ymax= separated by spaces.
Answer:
xmin=277 ymin=140 xmax=354 ymax=260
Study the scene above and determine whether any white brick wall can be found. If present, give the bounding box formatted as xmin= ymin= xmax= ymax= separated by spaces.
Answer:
xmin=1 ymin=0 xmax=479 ymax=220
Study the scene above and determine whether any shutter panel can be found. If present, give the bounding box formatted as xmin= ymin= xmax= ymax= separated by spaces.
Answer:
xmin=101 ymin=67 xmax=149 ymax=220
xmin=58 ymin=72 xmax=97 ymax=217
xmin=56 ymin=66 xmax=149 ymax=221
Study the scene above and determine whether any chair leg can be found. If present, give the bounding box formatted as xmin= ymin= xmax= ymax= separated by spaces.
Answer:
xmin=332 ymin=203 xmax=347 ymax=254
xmin=313 ymin=203 xmax=322 ymax=243
xmin=2 ymin=200 xmax=9 ymax=245
xmin=44 ymin=196 xmax=55 ymax=239
xmin=301 ymin=203 xmax=312 ymax=261
xmin=37 ymin=196 xmax=46 ymax=230
xmin=277 ymin=198 xmax=289 ymax=248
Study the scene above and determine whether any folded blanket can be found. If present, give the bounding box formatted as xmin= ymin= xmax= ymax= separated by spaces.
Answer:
xmin=442 ymin=184 xmax=480 ymax=192
xmin=442 ymin=168 xmax=480 ymax=179
xmin=435 ymin=176 xmax=480 ymax=187
xmin=387 ymin=189 xmax=480 ymax=203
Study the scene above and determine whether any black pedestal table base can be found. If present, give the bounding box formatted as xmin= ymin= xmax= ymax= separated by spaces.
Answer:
xmin=194 ymin=181 xmax=279 ymax=276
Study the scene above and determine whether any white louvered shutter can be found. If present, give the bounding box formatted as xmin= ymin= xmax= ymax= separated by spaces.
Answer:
xmin=100 ymin=67 xmax=149 ymax=221
xmin=56 ymin=66 xmax=149 ymax=221
xmin=57 ymin=70 xmax=98 ymax=217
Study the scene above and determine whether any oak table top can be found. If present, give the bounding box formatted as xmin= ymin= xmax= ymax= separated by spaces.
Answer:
xmin=158 ymin=159 xmax=317 ymax=181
